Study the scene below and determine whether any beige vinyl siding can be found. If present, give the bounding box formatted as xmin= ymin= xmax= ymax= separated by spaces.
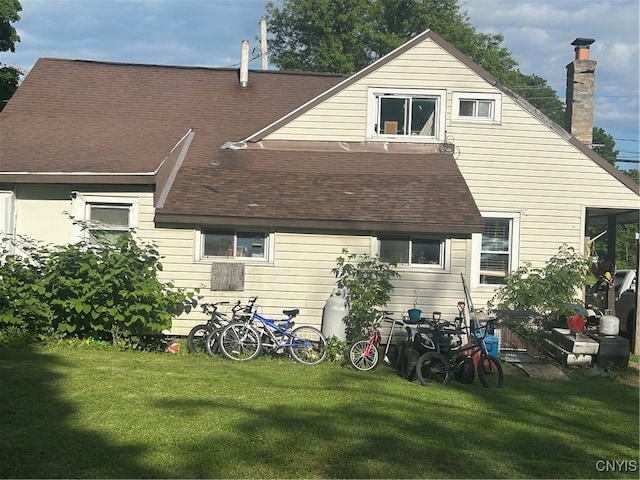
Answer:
xmin=14 ymin=185 xmax=74 ymax=245
xmin=156 ymin=229 xmax=473 ymax=336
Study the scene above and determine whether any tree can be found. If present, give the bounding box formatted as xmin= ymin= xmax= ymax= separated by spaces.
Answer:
xmin=265 ymin=0 xmax=517 ymax=76
xmin=592 ymin=126 xmax=620 ymax=166
xmin=0 ymin=0 xmax=22 ymax=111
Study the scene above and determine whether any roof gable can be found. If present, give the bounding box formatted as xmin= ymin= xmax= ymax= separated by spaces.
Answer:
xmin=244 ymin=30 xmax=497 ymax=143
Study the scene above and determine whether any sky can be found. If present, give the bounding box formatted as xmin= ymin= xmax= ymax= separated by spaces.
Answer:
xmin=2 ymin=0 xmax=639 ymax=169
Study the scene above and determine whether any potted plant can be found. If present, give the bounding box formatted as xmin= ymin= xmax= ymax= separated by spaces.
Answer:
xmin=407 ymin=289 xmax=422 ymax=322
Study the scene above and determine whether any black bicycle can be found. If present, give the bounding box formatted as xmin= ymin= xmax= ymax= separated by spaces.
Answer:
xmin=186 ymin=298 xmax=255 ymax=354
xmin=414 ymin=317 xmax=503 ymax=388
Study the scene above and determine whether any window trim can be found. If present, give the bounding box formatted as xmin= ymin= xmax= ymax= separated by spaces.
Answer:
xmin=452 ymin=92 xmax=502 ymax=124
xmin=196 ymin=228 xmax=274 ymax=263
xmin=70 ymin=193 xmax=138 ymax=243
xmin=471 ymin=212 xmax=520 ymax=288
xmin=375 ymin=235 xmax=451 ymax=271
xmin=367 ymin=87 xmax=447 ymax=142
xmin=0 ymin=191 xmax=16 ymax=253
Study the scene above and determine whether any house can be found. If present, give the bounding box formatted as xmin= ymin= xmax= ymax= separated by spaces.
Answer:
xmin=1 ymin=30 xmax=638 ymax=337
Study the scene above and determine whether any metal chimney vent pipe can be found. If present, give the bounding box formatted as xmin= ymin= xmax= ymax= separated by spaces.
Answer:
xmin=240 ymin=40 xmax=249 ymax=88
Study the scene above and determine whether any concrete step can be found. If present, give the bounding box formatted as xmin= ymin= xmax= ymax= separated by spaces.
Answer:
xmin=543 ymin=338 xmax=593 ymax=366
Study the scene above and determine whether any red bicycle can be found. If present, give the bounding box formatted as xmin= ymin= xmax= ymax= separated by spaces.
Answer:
xmin=348 ymin=311 xmax=395 ymax=371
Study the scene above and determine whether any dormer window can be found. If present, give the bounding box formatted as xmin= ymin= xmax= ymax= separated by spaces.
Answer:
xmin=367 ymin=88 xmax=446 ymax=141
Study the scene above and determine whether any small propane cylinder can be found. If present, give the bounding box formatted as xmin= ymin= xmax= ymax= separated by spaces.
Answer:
xmin=599 ymin=310 xmax=620 ymax=336
xmin=321 ymin=287 xmax=348 ymax=341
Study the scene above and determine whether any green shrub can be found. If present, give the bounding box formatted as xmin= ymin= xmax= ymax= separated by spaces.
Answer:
xmin=332 ymin=249 xmax=399 ymax=342
xmin=0 ymin=231 xmax=197 ymax=347
xmin=493 ymin=244 xmax=589 ymax=330
xmin=325 ymin=335 xmax=348 ymax=362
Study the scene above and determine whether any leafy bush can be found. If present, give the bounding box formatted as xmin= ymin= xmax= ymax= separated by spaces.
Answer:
xmin=332 ymin=249 xmax=399 ymax=342
xmin=0 ymin=231 xmax=197 ymax=347
xmin=493 ymin=244 xmax=589 ymax=329
xmin=324 ymin=335 xmax=348 ymax=362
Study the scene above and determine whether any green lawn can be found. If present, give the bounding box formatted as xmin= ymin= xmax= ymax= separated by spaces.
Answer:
xmin=0 ymin=346 xmax=638 ymax=479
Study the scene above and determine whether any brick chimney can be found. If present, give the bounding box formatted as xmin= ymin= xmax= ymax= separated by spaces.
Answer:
xmin=565 ymin=38 xmax=596 ymax=146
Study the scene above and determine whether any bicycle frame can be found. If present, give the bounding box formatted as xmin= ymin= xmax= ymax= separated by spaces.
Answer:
xmin=249 ymin=311 xmax=310 ymax=351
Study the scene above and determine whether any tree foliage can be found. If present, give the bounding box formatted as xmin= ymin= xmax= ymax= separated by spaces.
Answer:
xmin=0 ymin=0 xmax=22 ymax=111
xmin=493 ymin=245 xmax=590 ymax=327
xmin=0 ymin=231 xmax=198 ymax=347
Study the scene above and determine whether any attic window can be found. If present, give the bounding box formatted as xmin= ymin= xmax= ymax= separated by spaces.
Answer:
xmin=452 ymin=92 xmax=502 ymax=123
xmin=367 ymin=88 xmax=446 ymax=141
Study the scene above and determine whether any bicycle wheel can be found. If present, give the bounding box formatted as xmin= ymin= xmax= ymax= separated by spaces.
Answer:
xmin=477 ymin=354 xmax=504 ymax=388
xmin=288 ymin=326 xmax=327 ymax=365
xmin=416 ymin=352 xmax=451 ymax=386
xmin=348 ymin=339 xmax=379 ymax=371
xmin=204 ymin=325 xmax=225 ymax=356
xmin=187 ymin=324 xmax=212 ymax=354
xmin=218 ymin=323 xmax=262 ymax=361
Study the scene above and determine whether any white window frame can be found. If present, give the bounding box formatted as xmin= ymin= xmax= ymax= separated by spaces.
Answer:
xmin=70 ymin=194 xmax=138 ymax=243
xmin=452 ymin=92 xmax=502 ymax=124
xmin=196 ymin=228 xmax=274 ymax=263
xmin=471 ymin=212 xmax=520 ymax=288
xmin=367 ymin=87 xmax=447 ymax=142
xmin=0 ymin=191 xmax=16 ymax=254
xmin=374 ymin=235 xmax=451 ymax=271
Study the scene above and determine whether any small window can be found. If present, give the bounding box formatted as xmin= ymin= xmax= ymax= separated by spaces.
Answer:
xmin=453 ymin=92 xmax=502 ymax=123
xmin=88 ymin=204 xmax=131 ymax=244
xmin=203 ymin=230 xmax=267 ymax=260
xmin=379 ymin=237 xmax=444 ymax=267
xmin=479 ymin=218 xmax=512 ymax=284
xmin=459 ymin=100 xmax=493 ymax=118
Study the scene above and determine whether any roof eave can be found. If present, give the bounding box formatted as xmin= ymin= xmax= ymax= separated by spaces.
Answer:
xmin=0 ymin=173 xmax=156 ymax=185
xmin=153 ymin=212 xmax=483 ymax=236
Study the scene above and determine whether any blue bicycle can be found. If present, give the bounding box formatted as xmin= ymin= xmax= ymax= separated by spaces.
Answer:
xmin=217 ymin=303 xmax=327 ymax=364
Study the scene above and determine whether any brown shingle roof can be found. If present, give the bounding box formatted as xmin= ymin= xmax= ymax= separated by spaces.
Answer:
xmin=155 ymin=149 xmax=482 ymax=234
xmin=0 ymin=57 xmax=482 ymax=234
xmin=0 ymin=58 xmax=344 ymax=176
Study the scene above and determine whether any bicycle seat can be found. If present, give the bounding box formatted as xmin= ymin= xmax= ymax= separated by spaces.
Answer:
xmin=283 ymin=309 xmax=299 ymax=318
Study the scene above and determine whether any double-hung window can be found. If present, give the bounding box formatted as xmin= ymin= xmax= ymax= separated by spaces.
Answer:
xmin=368 ymin=88 xmax=446 ymax=141
xmin=472 ymin=213 xmax=520 ymax=286
xmin=70 ymin=193 xmax=138 ymax=244
xmin=201 ymin=229 xmax=269 ymax=261
xmin=87 ymin=204 xmax=132 ymax=244
xmin=452 ymin=92 xmax=502 ymax=123
xmin=378 ymin=236 xmax=447 ymax=268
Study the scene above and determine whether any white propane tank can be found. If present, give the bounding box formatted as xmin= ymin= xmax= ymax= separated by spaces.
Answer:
xmin=599 ymin=310 xmax=620 ymax=336
xmin=321 ymin=287 xmax=348 ymax=341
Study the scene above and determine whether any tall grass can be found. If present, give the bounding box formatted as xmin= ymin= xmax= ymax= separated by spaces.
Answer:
xmin=0 ymin=346 xmax=637 ymax=479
